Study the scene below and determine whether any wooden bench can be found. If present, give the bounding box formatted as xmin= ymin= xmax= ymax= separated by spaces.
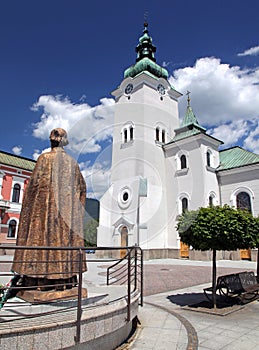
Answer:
xmin=204 ymin=271 xmax=259 ymax=302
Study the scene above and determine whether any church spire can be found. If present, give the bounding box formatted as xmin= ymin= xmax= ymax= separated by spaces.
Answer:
xmin=181 ymin=91 xmax=204 ymax=129
xmin=124 ymin=23 xmax=168 ymax=80
xmin=135 ymin=22 xmax=156 ymax=62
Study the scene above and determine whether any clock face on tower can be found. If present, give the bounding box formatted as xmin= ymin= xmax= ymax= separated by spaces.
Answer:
xmin=125 ymin=83 xmax=133 ymax=95
xmin=157 ymin=83 xmax=166 ymax=95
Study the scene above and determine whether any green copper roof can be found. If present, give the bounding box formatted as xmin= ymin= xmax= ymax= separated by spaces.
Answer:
xmin=0 ymin=150 xmax=35 ymax=171
xmin=172 ymin=94 xmax=206 ymax=141
xmin=218 ymin=146 xmax=259 ymax=171
xmin=124 ymin=57 xmax=168 ymax=79
xmin=124 ymin=23 xmax=168 ymax=80
xmin=172 ymin=125 xmax=204 ymax=142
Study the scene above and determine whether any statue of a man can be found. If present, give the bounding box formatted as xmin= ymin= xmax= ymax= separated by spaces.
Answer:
xmin=12 ymin=128 xmax=87 ymax=291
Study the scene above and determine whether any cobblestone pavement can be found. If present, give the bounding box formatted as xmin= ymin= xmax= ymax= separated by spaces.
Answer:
xmin=128 ymin=259 xmax=259 ymax=350
xmin=143 ymin=263 xmax=250 ymax=296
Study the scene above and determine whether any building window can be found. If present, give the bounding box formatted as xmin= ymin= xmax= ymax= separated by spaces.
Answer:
xmin=182 ymin=198 xmax=188 ymax=214
xmin=236 ymin=192 xmax=252 ymax=213
xmin=155 ymin=126 xmax=166 ymax=143
xmin=12 ymin=183 xmax=21 ymax=203
xmin=161 ymin=130 xmax=165 ymax=143
xmin=206 ymin=151 xmax=211 ymax=167
xmin=123 ymin=129 xmax=128 ymax=143
xmin=180 ymin=155 xmax=187 ymax=169
xmin=130 ymin=126 xmax=134 ymax=141
xmin=7 ymin=219 xmax=17 ymax=238
xmin=209 ymin=195 xmax=213 ymax=207
xmin=156 ymin=127 xmax=160 ymax=141
xmin=122 ymin=123 xmax=134 ymax=144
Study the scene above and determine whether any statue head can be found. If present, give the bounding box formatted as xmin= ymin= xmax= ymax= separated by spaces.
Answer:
xmin=49 ymin=128 xmax=69 ymax=148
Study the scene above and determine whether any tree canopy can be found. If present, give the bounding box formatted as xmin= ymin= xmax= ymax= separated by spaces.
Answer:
xmin=84 ymin=219 xmax=98 ymax=247
xmin=177 ymin=205 xmax=258 ymax=251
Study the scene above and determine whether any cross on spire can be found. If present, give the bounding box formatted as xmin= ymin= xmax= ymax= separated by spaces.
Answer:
xmin=186 ymin=91 xmax=191 ymax=107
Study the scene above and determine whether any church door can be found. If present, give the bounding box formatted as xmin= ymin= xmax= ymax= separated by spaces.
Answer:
xmin=120 ymin=226 xmax=128 ymax=258
xmin=237 ymin=192 xmax=252 ymax=260
xmin=180 ymin=241 xmax=189 ymax=258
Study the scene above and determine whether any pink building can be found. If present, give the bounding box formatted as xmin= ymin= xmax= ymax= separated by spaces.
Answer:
xmin=0 ymin=151 xmax=35 ymax=249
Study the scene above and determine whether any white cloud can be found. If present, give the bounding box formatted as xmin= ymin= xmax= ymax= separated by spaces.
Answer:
xmin=32 ymin=148 xmax=51 ymax=160
xmin=243 ymin=120 xmax=259 ymax=154
xmin=207 ymin=120 xmax=249 ymax=147
xmin=169 ymin=57 xmax=259 ymax=152
xmin=31 ymin=95 xmax=115 ymax=156
xmin=12 ymin=146 xmax=22 ymax=156
xmin=238 ymin=45 xmax=259 ymax=57
xmin=81 ymin=160 xmax=111 ymax=199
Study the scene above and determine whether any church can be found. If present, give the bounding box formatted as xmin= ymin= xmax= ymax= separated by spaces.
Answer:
xmin=97 ymin=23 xmax=259 ymax=260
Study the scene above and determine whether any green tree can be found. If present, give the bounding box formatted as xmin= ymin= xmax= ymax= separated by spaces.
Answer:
xmin=177 ymin=205 xmax=258 ymax=308
xmin=84 ymin=219 xmax=98 ymax=247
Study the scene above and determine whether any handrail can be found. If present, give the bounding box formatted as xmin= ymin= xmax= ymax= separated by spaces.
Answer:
xmin=0 ymin=245 xmax=143 ymax=344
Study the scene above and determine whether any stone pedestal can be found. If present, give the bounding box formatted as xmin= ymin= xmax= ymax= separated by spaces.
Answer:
xmin=16 ymin=287 xmax=88 ymax=303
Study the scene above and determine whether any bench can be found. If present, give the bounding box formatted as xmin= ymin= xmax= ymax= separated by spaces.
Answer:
xmin=204 ymin=271 xmax=259 ymax=302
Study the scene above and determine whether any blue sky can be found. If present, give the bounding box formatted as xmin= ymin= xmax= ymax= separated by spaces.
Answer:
xmin=1 ymin=0 xmax=259 ymax=198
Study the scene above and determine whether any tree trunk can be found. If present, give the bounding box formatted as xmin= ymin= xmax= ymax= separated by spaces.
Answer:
xmin=212 ymin=249 xmax=217 ymax=309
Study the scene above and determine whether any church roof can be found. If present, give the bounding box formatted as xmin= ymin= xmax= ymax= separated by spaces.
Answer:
xmin=0 ymin=150 xmax=35 ymax=171
xmin=172 ymin=125 xmax=205 ymax=142
xmin=181 ymin=93 xmax=206 ymax=130
xmin=172 ymin=93 xmax=207 ymax=142
xmin=218 ymin=146 xmax=259 ymax=171
xmin=124 ymin=23 xmax=168 ymax=80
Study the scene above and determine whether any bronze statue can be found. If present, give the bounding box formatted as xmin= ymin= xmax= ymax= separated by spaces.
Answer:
xmin=12 ymin=128 xmax=87 ymax=294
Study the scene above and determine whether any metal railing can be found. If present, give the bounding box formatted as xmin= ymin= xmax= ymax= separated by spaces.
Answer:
xmin=0 ymin=245 xmax=143 ymax=344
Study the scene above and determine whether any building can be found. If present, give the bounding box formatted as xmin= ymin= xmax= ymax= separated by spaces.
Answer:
xmin=0 ymin=151 xmax=35 ymax=249
xmin=97 ymin=23 xmax=259 ymax=259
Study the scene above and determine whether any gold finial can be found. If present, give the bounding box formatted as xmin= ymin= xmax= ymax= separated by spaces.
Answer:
xmin=186 ymin=91 xmax=191 ymax=107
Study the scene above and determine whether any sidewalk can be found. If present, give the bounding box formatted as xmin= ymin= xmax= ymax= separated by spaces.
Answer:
xmin=1 ymin=256 xmax=259 ymax=349
xmin=128 ymin=258 xmax=259 ymax=350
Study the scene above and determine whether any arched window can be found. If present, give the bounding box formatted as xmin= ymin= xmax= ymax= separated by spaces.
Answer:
xmin=7 ymin=219 xmax=17 ymax=238
xmin=182 ymin=198 xmax=188 ymax=214
xmin=156 ymin=127 xmax=160 ymax=141
xmin=209 ymin=195 xmax=214 ymax=207
xmin=236 ymin=192 xmax=252 ymax=213
xmin=161 ymin=130 xmax=165 ymax=143
xmin=12 ymin=184 xmax=21 ymax=203
xmin=130 ymin=126 xmax=134 ymax=141
xmin=123 ymin=129 xmax=128 ymax=143
xmin=180 ymin=155 xmax=187 ymax=169
xmin=206 ymin=151 xmax=211 ymax=167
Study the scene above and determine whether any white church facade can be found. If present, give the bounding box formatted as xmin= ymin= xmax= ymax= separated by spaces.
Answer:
xmin=97 ymin=23 xmax=259 ymax=260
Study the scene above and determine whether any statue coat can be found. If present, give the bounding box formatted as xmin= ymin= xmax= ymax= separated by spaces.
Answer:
xmin=12 ymin=147 xmax=87 ymax=279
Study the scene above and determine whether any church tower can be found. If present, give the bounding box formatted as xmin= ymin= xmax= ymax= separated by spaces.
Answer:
xmin=97 ymin=23 xmax=182 ymax=251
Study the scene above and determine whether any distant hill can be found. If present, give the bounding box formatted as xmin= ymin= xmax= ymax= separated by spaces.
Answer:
xmin=85 ymin=198 xmax=99 ymax=223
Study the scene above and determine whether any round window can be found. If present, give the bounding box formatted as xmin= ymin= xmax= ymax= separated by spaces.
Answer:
xmin=122 ymin=192 xmax=129 ymax=202
xmin=118 ymin=187 xmax=132 ymax=209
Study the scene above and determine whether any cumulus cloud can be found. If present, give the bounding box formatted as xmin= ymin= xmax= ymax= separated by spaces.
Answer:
xmin=169 ymin=57 xmax=259 ymax=153
xmin=243 ymin=120 xmax=259 ymax=154
xmin=31 ymin=95 xmax=115 ymax=156
xmin=32 ymin=148 xmax=51 ymax=160
xmin=207 ymin=120 xmax=249 ymax=147
xmin=30 ymin=95 xmax=115 ymax=198
xmin=238 ymin=45 xmax=259 ymax=57
xmin=12 ymin=146 xmax=22 ymax=156
xmin=81 ymin=160 xmax=111 ymax=199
